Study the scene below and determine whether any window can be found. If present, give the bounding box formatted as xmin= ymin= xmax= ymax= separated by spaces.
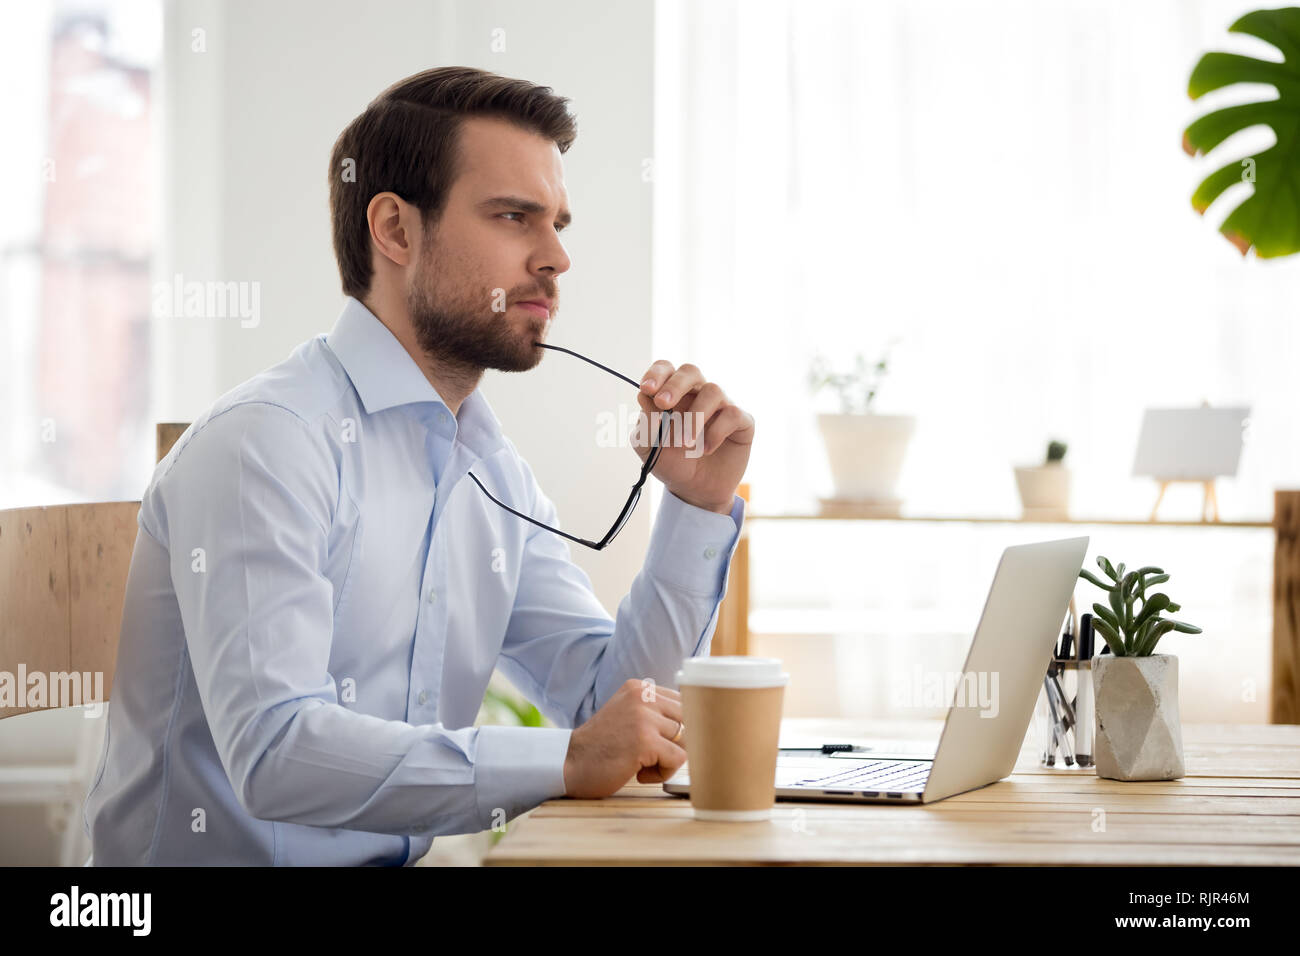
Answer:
xmin=655 ymin=0 xmax=1287 ymax=721
xmin=0 ymin=0 xmax=161 ymax=509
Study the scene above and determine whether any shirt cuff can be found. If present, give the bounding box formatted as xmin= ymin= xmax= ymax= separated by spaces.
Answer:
xmin=643 ymin=491 xmax=746 ymax=596
xmin=474 ymin=725 xmax=572 ymax=829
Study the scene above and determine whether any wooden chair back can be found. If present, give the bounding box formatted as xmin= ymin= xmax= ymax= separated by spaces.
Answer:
xmin=0 ymin=423 xmax=188 ymax=719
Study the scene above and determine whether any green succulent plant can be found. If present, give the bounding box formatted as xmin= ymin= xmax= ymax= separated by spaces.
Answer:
xmin=1078 ymin=556 xmax=1202 ymax=656
xmin=1183 ymin=6 xmax=1300 ymax=258
xmin=1046 ymin=440 xmax=1068 ymax=464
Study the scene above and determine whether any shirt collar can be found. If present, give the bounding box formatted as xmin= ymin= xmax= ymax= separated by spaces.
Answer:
xmin=325 ymin=296 xmax=507 ymax=459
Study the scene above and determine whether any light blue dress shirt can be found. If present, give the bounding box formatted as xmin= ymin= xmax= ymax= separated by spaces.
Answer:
xmin=83 ymin=296 xmax=744 ymax=865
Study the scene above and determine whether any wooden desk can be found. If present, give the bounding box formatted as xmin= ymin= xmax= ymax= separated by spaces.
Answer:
xmin=485 ymin=718 xmax=1300 ymax=866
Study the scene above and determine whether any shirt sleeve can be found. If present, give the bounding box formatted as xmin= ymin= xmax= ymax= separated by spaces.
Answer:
xmin=496 ymin=451 xmax=746 ymax=738
xmin=154 ymin=402 xmax=567 ymax=837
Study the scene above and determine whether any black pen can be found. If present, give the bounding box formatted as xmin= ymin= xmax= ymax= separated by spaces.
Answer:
xmin=1042 ymin=676 xmax=1058 ymax=765
xmin=1057 ymin=605 xmax=1075 ymax=660
xmin=1076 ymin=613 xmax=1095 ymax=766
xmin=1047 ymin=660 xmax=1074 ymax=729
xmin=1044 ymin=677 xmax=1075 ymax=766
xmin=778 ymin=744 xmax=870 ymax=754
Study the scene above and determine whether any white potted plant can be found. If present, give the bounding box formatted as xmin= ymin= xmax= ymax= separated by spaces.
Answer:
xmin=1015 ymin=439 xmax=1070 ymax=520
xmin=1078 ymin=556 xmax=1202 ymax=782
xmin=807 ymin=343 xmax=914 ymax=511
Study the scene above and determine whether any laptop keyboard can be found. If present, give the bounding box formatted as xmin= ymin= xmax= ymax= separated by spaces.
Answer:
xmin=785 ymin=759 xmax=931 ymax=793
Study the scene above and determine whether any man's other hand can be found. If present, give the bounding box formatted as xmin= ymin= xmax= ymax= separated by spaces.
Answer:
xmin=562 ymin=679 xmax=686 ymax=798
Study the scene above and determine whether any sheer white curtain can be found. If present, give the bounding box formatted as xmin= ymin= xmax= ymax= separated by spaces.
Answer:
xmin=655 ymin=0 xmax=1299 ymax=518
xmin=654 ymin=0 xmax=1289 ymax=722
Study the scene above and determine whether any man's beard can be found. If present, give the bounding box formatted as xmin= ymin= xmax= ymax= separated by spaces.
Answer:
xmin=407 ymin=254 xmax=548 ymax=374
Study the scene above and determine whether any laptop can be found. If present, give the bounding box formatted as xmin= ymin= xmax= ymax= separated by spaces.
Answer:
xmin=664 ymin=535 xmax=1089 ymax=805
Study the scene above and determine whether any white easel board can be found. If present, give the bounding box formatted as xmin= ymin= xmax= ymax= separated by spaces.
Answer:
xmin=1131 ymin=406 xmax=1250 ymax=480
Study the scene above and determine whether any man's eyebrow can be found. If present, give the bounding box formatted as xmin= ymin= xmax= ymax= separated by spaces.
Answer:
xmin=478 ymin=195 xmax=572 ymax=228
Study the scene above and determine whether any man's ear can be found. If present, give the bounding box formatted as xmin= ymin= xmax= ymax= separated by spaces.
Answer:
xmin=366 ymin=192 xmax=418 ymax=270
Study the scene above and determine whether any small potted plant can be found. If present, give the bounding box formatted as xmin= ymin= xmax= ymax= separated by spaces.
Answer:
xmin=1078 ymin=556 xmax=1202 ymax=781
xmin=1015 ymin=439 xmax=1070 ymax=520
xmin=807 ymin=340 xmax=914 ymax=508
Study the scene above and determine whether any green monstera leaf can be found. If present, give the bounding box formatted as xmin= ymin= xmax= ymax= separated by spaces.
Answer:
xmin=1183 ymin=7 xmax=1300 ymax=258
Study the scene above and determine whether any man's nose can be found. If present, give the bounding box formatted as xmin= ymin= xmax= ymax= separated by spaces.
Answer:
xmin=532 ymin=228 xmax=571 ymax=277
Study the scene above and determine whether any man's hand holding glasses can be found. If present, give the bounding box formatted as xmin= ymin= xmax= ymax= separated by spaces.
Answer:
xmin=468 ymin=344 xmax=753 ymax=551
xmin=634 ymin=359 xmax=754 ymax=516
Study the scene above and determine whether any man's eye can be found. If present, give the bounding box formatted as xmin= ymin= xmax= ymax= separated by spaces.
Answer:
xmin=500 ymin=212 xmax=566 ymax=232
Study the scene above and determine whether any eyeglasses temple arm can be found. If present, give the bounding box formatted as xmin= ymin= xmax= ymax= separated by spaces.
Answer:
xmin=536 ymin=342 xmax=640 ymax=389
xmin=466 ymin=345 xmax=668 ymax=552
xmin=466 ymin=471 xmax=605 ymax=551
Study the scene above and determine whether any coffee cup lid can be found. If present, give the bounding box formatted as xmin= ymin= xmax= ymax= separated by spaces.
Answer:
xmin=676 ymin=656 xmax=789 ymax=688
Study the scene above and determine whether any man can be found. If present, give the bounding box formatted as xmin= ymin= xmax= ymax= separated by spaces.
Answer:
xmin=82 ymin=66 xmax=754 ymax=865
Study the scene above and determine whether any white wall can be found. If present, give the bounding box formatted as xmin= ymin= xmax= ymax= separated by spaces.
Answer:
xmin=155 ymin=0 xmax=656 ymax=609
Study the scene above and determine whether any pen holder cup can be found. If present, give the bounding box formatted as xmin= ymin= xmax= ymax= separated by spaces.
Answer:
xmin=1033 ymin=658 xmax=1096 ymax=769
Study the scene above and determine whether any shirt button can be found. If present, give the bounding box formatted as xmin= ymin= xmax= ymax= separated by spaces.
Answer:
xmin=418 ymin=691 xmax=428 ymax=705
xmin=427 ymin=588 xmax=437 ymax=603
xmin=704 ymin=546 xmax=717 ymax=559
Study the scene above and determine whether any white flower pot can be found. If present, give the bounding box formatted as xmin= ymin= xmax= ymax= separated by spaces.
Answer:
xmin=816 ymin=413 xmax=915 ymax=501
xmin=1093 ymin=654 xmax=1185 ymax=781
xmin=1014 ymin=463 xmax=1070 ymax=520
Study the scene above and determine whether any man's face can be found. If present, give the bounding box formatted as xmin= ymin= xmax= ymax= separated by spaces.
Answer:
xmin=407 ymin=115 xmax=572 ymax=373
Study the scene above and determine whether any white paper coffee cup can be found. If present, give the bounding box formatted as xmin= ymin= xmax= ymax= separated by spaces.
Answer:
xmin=676 ymin=656 xmax=788 ymax=821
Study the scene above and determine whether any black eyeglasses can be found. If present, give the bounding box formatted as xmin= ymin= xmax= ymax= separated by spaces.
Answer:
xmin=466 ymin=342 xmax=671 ymax=551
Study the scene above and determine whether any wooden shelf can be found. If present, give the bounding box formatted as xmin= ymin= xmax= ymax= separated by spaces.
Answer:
xmin=747 ymin=512 xmax=1273 ymax=528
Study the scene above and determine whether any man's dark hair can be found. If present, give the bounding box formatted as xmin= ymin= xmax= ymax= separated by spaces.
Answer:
xmin=328 ymin=66 xmax=578 ymax=299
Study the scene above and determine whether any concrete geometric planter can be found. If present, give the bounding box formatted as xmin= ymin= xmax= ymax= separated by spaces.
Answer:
xmin=1093 ymin=654 xmax=1185 ymax=781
